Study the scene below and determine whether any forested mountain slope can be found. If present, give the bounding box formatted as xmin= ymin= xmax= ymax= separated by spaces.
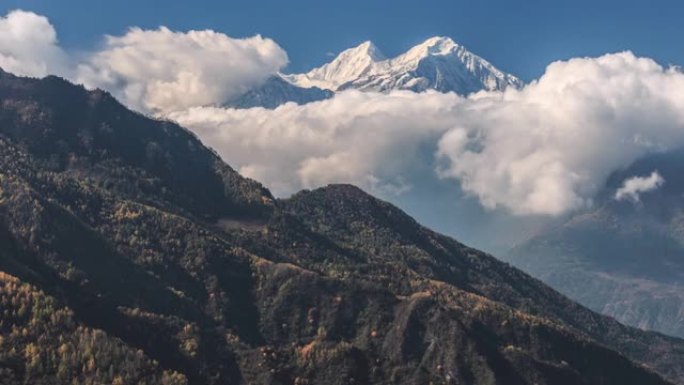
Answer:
xmin=0 ymin=69 xmax=682 ymax=385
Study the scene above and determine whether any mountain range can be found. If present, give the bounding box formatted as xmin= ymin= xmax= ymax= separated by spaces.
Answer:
xmin=507 ymin=148 xmax=684 ymax=340
xmin=225 ymin=36 xmax=684 ymax=345
xmin=226 ymin=37 xmax=521 ymax=108
xmin=274 ymin=36 xmax=684 ymax=346
xmin=1 ymin=69 xmax=684 ymax=384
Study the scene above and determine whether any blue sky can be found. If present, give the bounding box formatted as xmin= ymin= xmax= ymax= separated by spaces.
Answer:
xmin=2 ymin=0 xmax=682 ymax=80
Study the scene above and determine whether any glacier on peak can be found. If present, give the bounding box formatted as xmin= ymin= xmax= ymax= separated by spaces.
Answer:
xmin=284 ymin=36 xmax=522 ymax=94
xmin=226 ymin=36 xmax=522 ymax=109
xmin=282 ymin=40 xmax=387 ymax=90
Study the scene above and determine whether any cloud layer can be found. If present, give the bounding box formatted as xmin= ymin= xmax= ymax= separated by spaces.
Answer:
xmin=0 ymin=10 xmax=288 ymax=114
xmin=169 ymin=90 xmax=459 ymax=195
xmin=0 ymin=10 xmax=68 ymax=77
xmin=174 ymin=53 xmax=684 ymax=215
xmin=76 ymin=27 xmax=287 ymax=114
xmin=3 ymin=10 xmax=684 ymax=217
xmin=615 ymin=171 xmax=665 ymax=202
xmin=437 ymin=53 xmax=684 ymax=214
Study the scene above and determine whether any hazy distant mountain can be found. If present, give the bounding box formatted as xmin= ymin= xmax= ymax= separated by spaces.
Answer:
xmin=284 ymin=37 xmax=523 ymax=94
xmin=0 ymin=69 xmax=682 ymax=384
xmin=225 ymin=75 xmax=332 ymax=109
xmin=507 ymin=148 xmax=684 ymax=340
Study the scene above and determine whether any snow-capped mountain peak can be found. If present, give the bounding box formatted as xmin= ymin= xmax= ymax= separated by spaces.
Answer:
xmin=385 ymin=36 xmax=465 ymax=73
xmin=233 ymin=37 xmax=523 ymax=109
xmin=285 ymin=36 xmax=522 ymax=94
xmin=402 ymin=36 xmax=459 ymax=59
xmin=348 ymin=40 xmax=386 ymax=61
xmin=282 ymin=40 xmax=386 ymax=90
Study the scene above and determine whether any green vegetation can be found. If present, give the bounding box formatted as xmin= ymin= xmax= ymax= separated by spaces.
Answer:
xmin=0 ymin=272 xmax=187 ymax=385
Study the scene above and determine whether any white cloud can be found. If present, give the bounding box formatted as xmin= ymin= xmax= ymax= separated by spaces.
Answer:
xmin=436 ymin=53 xmax=684 ymax=215
xmin=76 ymin=27 xmax=288 ymax=114
xmin=0 ymin=10 xmax=69 ymax=77
xmin=169 ymin=90 xmax=459 ymax=196
xmin=0 ymin=10 xmax=286 ymax=115
xmin=615 ymin=171 xmax=665 ymax=202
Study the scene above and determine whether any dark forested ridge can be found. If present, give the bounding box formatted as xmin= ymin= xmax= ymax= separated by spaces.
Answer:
xmin=0 ymin=69 xmax=683 ymax=385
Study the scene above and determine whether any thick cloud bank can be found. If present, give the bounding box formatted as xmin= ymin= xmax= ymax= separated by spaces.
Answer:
xmin=169 ymin=90 xmax=460 ymax=195
xmin=0 ymin=10 xmax=68 ymax=77
xmin=174 ymin=53 xmax=684 ymax=215
xmin=615 ymin=171 xmax=665 ymax=202
xmin=437 ymin=53 xmax=684 ymax=214
xmin=0 ymin=10 xmax=287 ymax=114
xmin=76 ymin=27 xmax=288 ymax=114
xmin=3 ymin=10 xmax=684 ymax=216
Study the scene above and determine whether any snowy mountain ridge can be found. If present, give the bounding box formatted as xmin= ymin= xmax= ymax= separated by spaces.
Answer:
xmin=283 ymin=36 xmax=523 ymax=94
xmin=226 ymin=36 xmax=522 ymax=109
xmin=282 ymin=41 xmax=387 ymax=90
